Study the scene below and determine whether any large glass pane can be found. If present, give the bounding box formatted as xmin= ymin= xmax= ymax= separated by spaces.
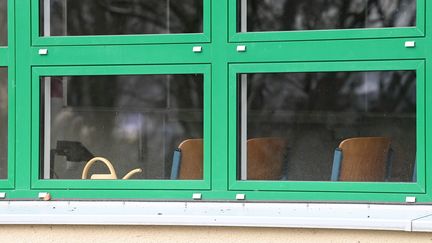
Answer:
xmin=0 ymin=0 xmax=6 ymax=45
xmin=40 ymin=0 xmax=203 ymax=36
xmin=0 ymin=68 xmax=7 ymax=179
xmin=40 ymin=74 xmax=204 ymax=180
xmin=238 ymin=0 xmax=416 ymax=32
xmin=237 ymin=70 xmax=416 ymax=182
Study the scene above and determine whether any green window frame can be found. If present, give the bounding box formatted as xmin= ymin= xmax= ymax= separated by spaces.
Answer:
xmin=0 ymin=0 xmax=430 ymax=203
xmin=31 ymin=0 xmax=212 ymax=46
xmin=0 ymin=0 xmax=15 ymax=190
xmin=228 ymin=60 xmax=426 ymax=200
xmin=31 ymin=64 xmax=212 ymax=192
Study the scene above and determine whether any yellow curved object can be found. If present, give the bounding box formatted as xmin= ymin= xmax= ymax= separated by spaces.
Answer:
xmin=82 ymin=156 xmax=142 ymax=180
xmin=122 ymin=168 xmax=143 ymax=179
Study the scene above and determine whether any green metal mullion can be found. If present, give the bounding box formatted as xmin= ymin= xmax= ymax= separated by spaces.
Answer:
xmin=33 ymin=35 xmax=210 ymax=46
xmin=231 ymin=181 xmax=424 ymax=194
xmin=0 ymin=55 xmax=9 ymax=188
xmin=32 ymin=180 xmax=210 ymax=190
xmin=29 ymin=44 xmax=212 ymax=66
xmin=230 ymin=60 xmax=423 ymax=74
xmin=227 ymin=0 xmax=236 ymax=39
xmin=226 ymin=38 xmax=426 ymax=64
xmin=0 ymin=188 xmax=431 ymax=202
xmin=204 ymin=65 xmax=212 ymax=188
xmin=209 ymin=0 xmax=229 ymax=192
xmin=417 ymin=0 xmax=426 ymax=36
xmin=203 ymin=0 xmax=212 ymax=41
xmin=231 ymin=28 xmax=424 ymax=43
xmin=15 ymin=0 xmax=35 ymax=191
xmin=32 ymin=64 xmax=211 ymax=76
xmin=425 ymin=0 xmax=432 ymax=201
xmin=5 ymin=0 xmax=16 ymax=189
xmin=424 ymin=0 xmax=432 ymax=198
xmin=227 ymin=62 xmax=237 ymax=189
xmin=417 ymin=60 xmax=427 ymax=194
xmin=0 ymin=0 xmax=16 ymax=189
xmin=0 ymin=48 xmax=7 ymax=66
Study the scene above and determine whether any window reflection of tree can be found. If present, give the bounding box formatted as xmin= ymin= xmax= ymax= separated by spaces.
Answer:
xmin=0 ymin=0 xmax=6 ymax=45
xmin=245 ymin=0 xmax=416 ymax=31
xmin=48 ymin=0 xmax=203 ymax=35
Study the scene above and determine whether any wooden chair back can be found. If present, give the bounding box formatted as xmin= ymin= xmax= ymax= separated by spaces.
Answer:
xmin=247 ymin=137 xmax=287 ymax=180
xmin=177 ymin=139 xmax=203 ymax=180
xmin=338 ymin=137 xmax=391 ymax=181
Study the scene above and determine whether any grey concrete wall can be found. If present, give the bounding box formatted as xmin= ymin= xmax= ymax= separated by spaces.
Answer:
xmin=0 ymin=226 xmax=431 ymax=243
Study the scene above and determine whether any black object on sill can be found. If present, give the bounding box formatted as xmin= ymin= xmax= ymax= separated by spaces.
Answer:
xmin=50 ymin=141 xmax=94 ymax=178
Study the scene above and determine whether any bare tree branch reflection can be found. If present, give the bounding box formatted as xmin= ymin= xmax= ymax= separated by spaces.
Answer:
xmin=244 ymin=0 xmax=415 ymax=31
xmin=44 ymin=0 xmax=203 ymax=35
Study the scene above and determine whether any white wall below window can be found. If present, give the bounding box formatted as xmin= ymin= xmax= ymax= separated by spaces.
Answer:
xmin=1 ymin=201 xmax=432 ymax=232
xmin=0 ymin=225 xmax=432 ymax=243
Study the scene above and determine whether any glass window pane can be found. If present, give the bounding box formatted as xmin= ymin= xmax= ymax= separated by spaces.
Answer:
xmin=40 ymin=74 xmax=204 ymax=180
xmin=238 ymin=0 xmax=416 ymax=32
xmin=0 ymin=68 xmax=7 ymax=179
xmin=237 ymin=70 xmax=416 ymax=182
xmin=0 ymin=0 xmax=7 ymax=45
xmin=40 ymin=0 xmax=203 ymax=36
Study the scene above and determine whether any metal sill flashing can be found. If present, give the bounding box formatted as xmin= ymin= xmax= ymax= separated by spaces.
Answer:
xmin=1 ymin=201 xmax=432 ymax=232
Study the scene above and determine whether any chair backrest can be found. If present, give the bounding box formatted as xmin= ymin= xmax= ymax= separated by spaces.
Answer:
xmin=332 ymin=137 xmax=391 ymax=182
xmin=171 ymin=139 xmax=203 ymax=180
xmin=246 ymin=137 xmax=287 ymax=180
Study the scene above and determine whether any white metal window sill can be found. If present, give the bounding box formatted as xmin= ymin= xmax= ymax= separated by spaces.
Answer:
xmin=1 ymin=201 xmax=432 ymax=232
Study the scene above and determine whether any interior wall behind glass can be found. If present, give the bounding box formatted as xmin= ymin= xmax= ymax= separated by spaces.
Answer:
xmin=238 ymin=70 xmax=416 ymax=182
xmin=40 ymin=0 xmax=203 ymax=36
xmin=40 ymin=74 xmax=203 ymax=180
xmin=0 ymin=68 xmax=7 ymax=179
xmin=0 ymin=0 xmax=7 ymax=45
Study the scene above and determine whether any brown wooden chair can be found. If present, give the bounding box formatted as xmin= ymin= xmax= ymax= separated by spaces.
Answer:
xmin=170 ymin=139 xmax=203 ymax=180
xmin=331 ymin=137 xmax=392 ymax=182
xmin=246 ymin=137 xmax=287 ymax=180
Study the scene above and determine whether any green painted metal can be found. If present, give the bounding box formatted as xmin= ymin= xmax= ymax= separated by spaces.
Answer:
xmin=29 ymin=44 xmax=212 ymax=66
xmin=0 ymin=48 xmax=7 ymax=66
xmin=210 ymin=0 xmax=229 ymax=192
xmin=0 ymin=0 xmax=429 ymax=202
xmin=226 ymin=38 xmax=427 ymax=63
xmin=31 ymin=0 xmax=212 ymax=46
xmin=14 ymin=0 xmax=32 ymax=192
xmin=0 ymin=0 xmax=15 ymax=189
xmin=7 ymin=0 xmax=16 ymax=190
xmin=0 ymin=188 xmax=431 ymax=203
